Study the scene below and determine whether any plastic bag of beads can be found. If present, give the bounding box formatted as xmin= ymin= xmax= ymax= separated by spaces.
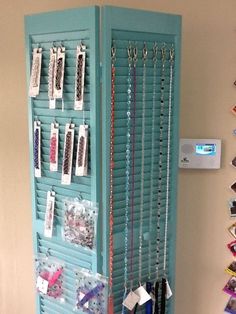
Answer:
xmin=75 ymin=268 xmax=108 ymax=313
xmin=62 ymin=198 xmax=98 ymax=250
xmin=35 ymin=254 xmax=65 ymax=302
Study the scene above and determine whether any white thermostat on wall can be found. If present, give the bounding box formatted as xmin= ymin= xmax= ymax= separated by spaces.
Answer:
xmin=179 ymin=138 xmax=221 ymax=169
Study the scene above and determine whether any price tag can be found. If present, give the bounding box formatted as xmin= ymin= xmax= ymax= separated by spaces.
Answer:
xmin=134 ymin=285 xmax=151 ymax=305
xmin=36 ymin=276 xmax=48 ymax=294
xmin=166 ymin=280 xmax=173 ymax=299
xmin=122 ymin=291 xmax=140 ymax=310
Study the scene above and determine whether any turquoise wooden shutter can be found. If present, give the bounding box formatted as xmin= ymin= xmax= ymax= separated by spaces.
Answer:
xmin=101 ymin=6 xmax=181 ymax=314
xmin=25 ymin=6 xmax=101 ymax=314
xmin=25 ymin=5 xmax=181 ymax=314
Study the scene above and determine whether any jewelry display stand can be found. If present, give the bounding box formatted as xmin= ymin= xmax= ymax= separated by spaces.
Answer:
xmin=25 ymin=6 xmax=181 ymax=314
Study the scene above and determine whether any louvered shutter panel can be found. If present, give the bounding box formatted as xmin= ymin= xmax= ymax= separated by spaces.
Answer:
xmin=25 ymin=5 xmax=181 ymax=314
xmin=25 ymin=7 xmax=101 ymax=314
xmin=102 ymin=6 xmax=181 ymax=314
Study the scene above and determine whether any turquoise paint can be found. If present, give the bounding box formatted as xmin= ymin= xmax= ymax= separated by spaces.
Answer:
xmin=25 ymin=5 xmax=181 ymax=314
xmin=102 ymin=6 xmax=181 ymax=314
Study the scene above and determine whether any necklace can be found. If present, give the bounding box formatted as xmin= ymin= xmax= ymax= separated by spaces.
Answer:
xmin=122 ymin=43 xmax=133 ymax=314
xmin=160 ymin=46 xmax=175 ymax=314
xmin=154 ymin=44 xmax=167 ymax=314
xmin=130 ymin=44 xmax=138 ymax=290
xmin=138 ymin=43 xmax=148 ymax=285
xmin=146 ymin=42 xmax=158 ymax=314
xmin=108 ymin=42 xmax=116 ymax=314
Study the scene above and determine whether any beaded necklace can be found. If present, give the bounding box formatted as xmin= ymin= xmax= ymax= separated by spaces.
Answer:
xmin=138 ymin=43 xmax=148 ymax=285
xmin=108 ymin=43 xmax=116 ymax=314
xmin=122 ymin=43 xmax=133 ymax=314
xmin=154 ymin=44 xmax=166 ymax=314
xmin=130 ymin=44 xmax=138 ymax=290
xmin=160 ymin=46 xmax=175 ymax=314
xmin=146 ymin=42 xmax=158 ymax=314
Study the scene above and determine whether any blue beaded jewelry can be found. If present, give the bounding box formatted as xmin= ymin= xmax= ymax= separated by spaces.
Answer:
xmin=34 ymin=128 xmax=39 ymax=169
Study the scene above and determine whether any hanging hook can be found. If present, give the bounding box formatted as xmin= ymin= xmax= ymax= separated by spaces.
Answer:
xmin=77 ymin=192 xmax=83 ymax=201
xmin=143 ymin=42 xmax=148 ymax=62
xmin=153 ymin=42 xmax=158 ymax=63
xmin=133 ymin=43 xmax=138 ymax=65
xmin=161 ymin=43 xmax=166 ymax=62
xmin=36 ymin=43 xmax=41 ymax=53
xmin=111 ymin=40 xmax=116 ymax=63
xmin=60 ymin=41 xmax=64 ymax=52
xmin=170 ymin=44 xmax=175 ymax=63
xmin=79 ymin=41 xmax=86 ymax=52
xmin=46 ymin=248 xmax=51 ymax=259
xmin=69 ymin=118 xmax=73 ymax=128
xmin=53 ymin=118 xmax=58 ymax=127
xmin=127 ymin=42 xmax=133 ymax=64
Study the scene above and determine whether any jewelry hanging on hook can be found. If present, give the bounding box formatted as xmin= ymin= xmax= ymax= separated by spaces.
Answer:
xmin=29 ymin=45 xmax=42 ymax=97
xmin=145 ymin=42 xmax=158 ymax=314
xmin=74 ymin=42 xmax=86 ymax=110
xmin=122 ymin=42 xmax=140 ymax=313
xmin=61 ymin=121 xmax=75 ymax=185
xmin=108 ymin=40 xmax=116 ymax=314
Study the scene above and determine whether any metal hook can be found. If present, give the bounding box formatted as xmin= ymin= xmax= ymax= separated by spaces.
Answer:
xmin=143 ymin=42 xmax=148 ymax=62
xmin=111 ymin=40 xmax=116 ymax=62
xmin=36 ymin=43 xmax=40 ymax=53
xmin=127 ymin=42 xmax=133 ymax=64
xmin=161 ymin=43 xmax=167 ymax=62
xmin=77 ymin=192 xmax=83 ymax=201
xmin=53 ymin=118 xmax=58 ymax=127
xmin=51 ymin=42 xmax=57 ymax=53
xmin=170 ymin=44 xmax=175 ymax=62
xmin=35 ymin=116 xmax=40 ymax=126
xmin=133 ymin=44 xmax=138 ymax=64
xmin=79 ymin=41 xmax=86 ymax=51
xmin=69 ymin=118 xmax=73 ymax=128
xmin=60 ymin=41 xmax=64 ymax=52
xmin=46 ymin=248 xmax=51 ymax=258
xmin=153 ymin=42 xmax=158 ymax=63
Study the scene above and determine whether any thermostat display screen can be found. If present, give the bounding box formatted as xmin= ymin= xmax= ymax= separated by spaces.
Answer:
xmin=195 ymin=144 xmax=216 ymax=156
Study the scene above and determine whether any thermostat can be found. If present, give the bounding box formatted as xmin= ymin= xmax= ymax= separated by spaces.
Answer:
xmin=179 ymin=138 xmax=221 ymax=169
